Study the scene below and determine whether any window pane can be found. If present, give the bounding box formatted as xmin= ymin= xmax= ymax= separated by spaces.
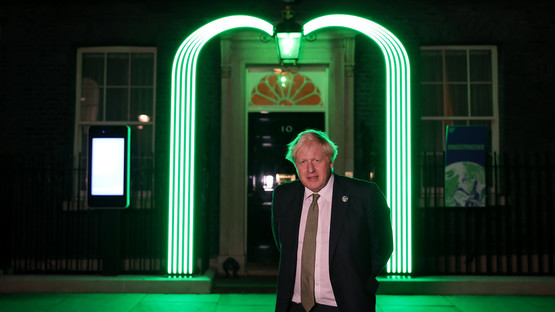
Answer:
xmin=131 ymin=124 xmax=153 ymax=156
xmin=130 ymin=88 xmax=154 ymax=122
xmin=421 ymin=120 xmax=443 ymax=152
xmin=80 ymin=124 xmax=90 ymax=165
xmin=107 ymin=53 xmax=129 ymax=86
xmin=130 ymin=125 xmax=154 ymax=204
xmin=445 ymin=50 xmax=467 ymax=82
xmin=420 ymin=50 xmax=443 ymax=82
xmin=471 ymin=84 xmax=493 ymax=116
xmin=469 ymin=120 xmax=492 ymax=153
xmin=81 ymin=82 xmax=104 ymax=121
xmin=105 ymin=88 xmax=128 ymax=121
xmin=450 ymin=120 xmax=468 ymax=126
xmin=470 ymin=50 xmax=492 ymax=82
xmin=82 ymin=53 xmax=104 ymax=85
xmin=421 ymin=84 xmax=443 ymax=116
xmin=131 ymin=53 xmax=154 ymax=86
xmin=445 ymin=84 xmax=468 ymax=116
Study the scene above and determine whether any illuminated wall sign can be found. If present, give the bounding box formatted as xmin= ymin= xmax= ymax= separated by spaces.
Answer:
xmin=169 ymin=14 xmax=411 ymax=275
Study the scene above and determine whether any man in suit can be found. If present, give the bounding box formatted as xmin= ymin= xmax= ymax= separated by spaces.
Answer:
xmin=272 ymin=129 xmax=393 ymax=312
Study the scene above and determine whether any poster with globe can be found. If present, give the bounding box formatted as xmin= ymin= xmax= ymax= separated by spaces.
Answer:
xmin=445 ymin=125 xmax=487 ymax=207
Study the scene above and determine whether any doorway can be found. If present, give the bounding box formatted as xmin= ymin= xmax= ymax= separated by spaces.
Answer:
xmin=247 ymin=112 xmax=325 ymax=263
xmin=218 ymin=31 xmax=355 ymax=275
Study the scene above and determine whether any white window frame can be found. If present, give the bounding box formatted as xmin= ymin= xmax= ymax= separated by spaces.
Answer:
xmin=419 ymin=46 xmax=499 ymax=206
xmin=72 ymin=46 xmax=157 ymax=209
xmin=420 ymin=45 xmax=499 ymax=154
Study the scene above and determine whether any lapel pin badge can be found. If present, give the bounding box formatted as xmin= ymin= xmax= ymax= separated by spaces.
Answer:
xmin=342 ymin=195 xmax=349 ymax=203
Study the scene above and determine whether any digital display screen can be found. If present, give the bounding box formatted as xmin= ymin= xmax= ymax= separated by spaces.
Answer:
xmin=91 ymin=137 xmax=125 ymax=196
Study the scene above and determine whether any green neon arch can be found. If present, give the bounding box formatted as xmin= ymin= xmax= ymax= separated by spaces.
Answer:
xmin=168 ymin=16 xmax=274 ymax=275
xmin=304 ymin=15 xmax=412 ymax=274
xmin=168 ymin=14 xmax=411 ymax=275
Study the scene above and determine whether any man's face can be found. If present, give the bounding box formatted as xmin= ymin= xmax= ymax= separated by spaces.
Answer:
xmin=294 ymin=140 xmax=333 ymax=193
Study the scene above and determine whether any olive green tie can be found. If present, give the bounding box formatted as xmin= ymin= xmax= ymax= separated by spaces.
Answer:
xmin=301 ymin=193 xmax=320 ymax=312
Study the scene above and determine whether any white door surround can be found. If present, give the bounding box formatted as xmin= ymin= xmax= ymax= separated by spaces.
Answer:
xmin=217 ymin=30 xmax=356 ymax=275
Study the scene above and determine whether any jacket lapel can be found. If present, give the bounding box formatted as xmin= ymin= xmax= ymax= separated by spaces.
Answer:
xmin=288 ymin=181 xmax=305 ymax=251
xmin=329 ymin=175 xmax=350 ymax=264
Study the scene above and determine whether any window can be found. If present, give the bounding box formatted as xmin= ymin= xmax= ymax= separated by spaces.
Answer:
xmin=419 ymin=46 xmax=499 ymax=204
xmin=420 ymin=46 xmax=499 ymax=154
xmin=73 ymin=47 xmax=156 ymax=209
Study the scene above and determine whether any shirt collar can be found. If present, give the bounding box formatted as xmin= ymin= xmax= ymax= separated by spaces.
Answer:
xmin=304 ymin=173 xmax=334 ymax=202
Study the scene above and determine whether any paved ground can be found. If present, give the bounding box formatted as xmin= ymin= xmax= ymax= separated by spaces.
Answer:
xmin=1 ymin=293 xmax=555 ymax=312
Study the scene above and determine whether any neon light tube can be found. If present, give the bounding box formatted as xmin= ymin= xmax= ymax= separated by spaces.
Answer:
xmin=168 ymin=16 xmax=274 ymax=275
xmin=304 ymin=15 xmax=411 ymax=274
xmin=168 ymin=13 xmax=411 ymax=276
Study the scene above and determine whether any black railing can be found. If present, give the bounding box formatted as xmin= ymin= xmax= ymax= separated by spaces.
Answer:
xmin=415 ymin=151 xmax=555 ymax=275
xmin=0 ymin=152 xmax=163 ymax=275
xmin=1 ymin=151 xmax=553 ymax=275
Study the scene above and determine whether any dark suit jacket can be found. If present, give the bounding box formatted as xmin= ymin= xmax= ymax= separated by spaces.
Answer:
xmin=271 ymin=174 xmax=393 ymax=312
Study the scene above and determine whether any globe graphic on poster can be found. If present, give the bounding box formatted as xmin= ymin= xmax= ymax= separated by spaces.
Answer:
xmin=445 ymin=161 xmax=486 ymax=207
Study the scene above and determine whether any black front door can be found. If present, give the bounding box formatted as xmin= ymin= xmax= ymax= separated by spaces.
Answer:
xmin=247 ymin=112 xmax=325 ymax=262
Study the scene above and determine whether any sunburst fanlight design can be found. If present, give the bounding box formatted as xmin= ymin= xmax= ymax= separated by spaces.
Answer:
xmin=250 ymin=71 xmax=322 ymax=106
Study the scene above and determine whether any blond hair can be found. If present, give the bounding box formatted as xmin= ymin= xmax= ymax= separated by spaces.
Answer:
xmin=285 ymin=129 xmax=338 ymax=164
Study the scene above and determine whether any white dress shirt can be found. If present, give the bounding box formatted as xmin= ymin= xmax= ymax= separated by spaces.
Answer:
xmin=292 ymin=174 xmax=337 ymax=306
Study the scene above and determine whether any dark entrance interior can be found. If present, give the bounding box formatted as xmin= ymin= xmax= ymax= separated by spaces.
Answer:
xmin=247 ymin=112 xmax=325 ymax=263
